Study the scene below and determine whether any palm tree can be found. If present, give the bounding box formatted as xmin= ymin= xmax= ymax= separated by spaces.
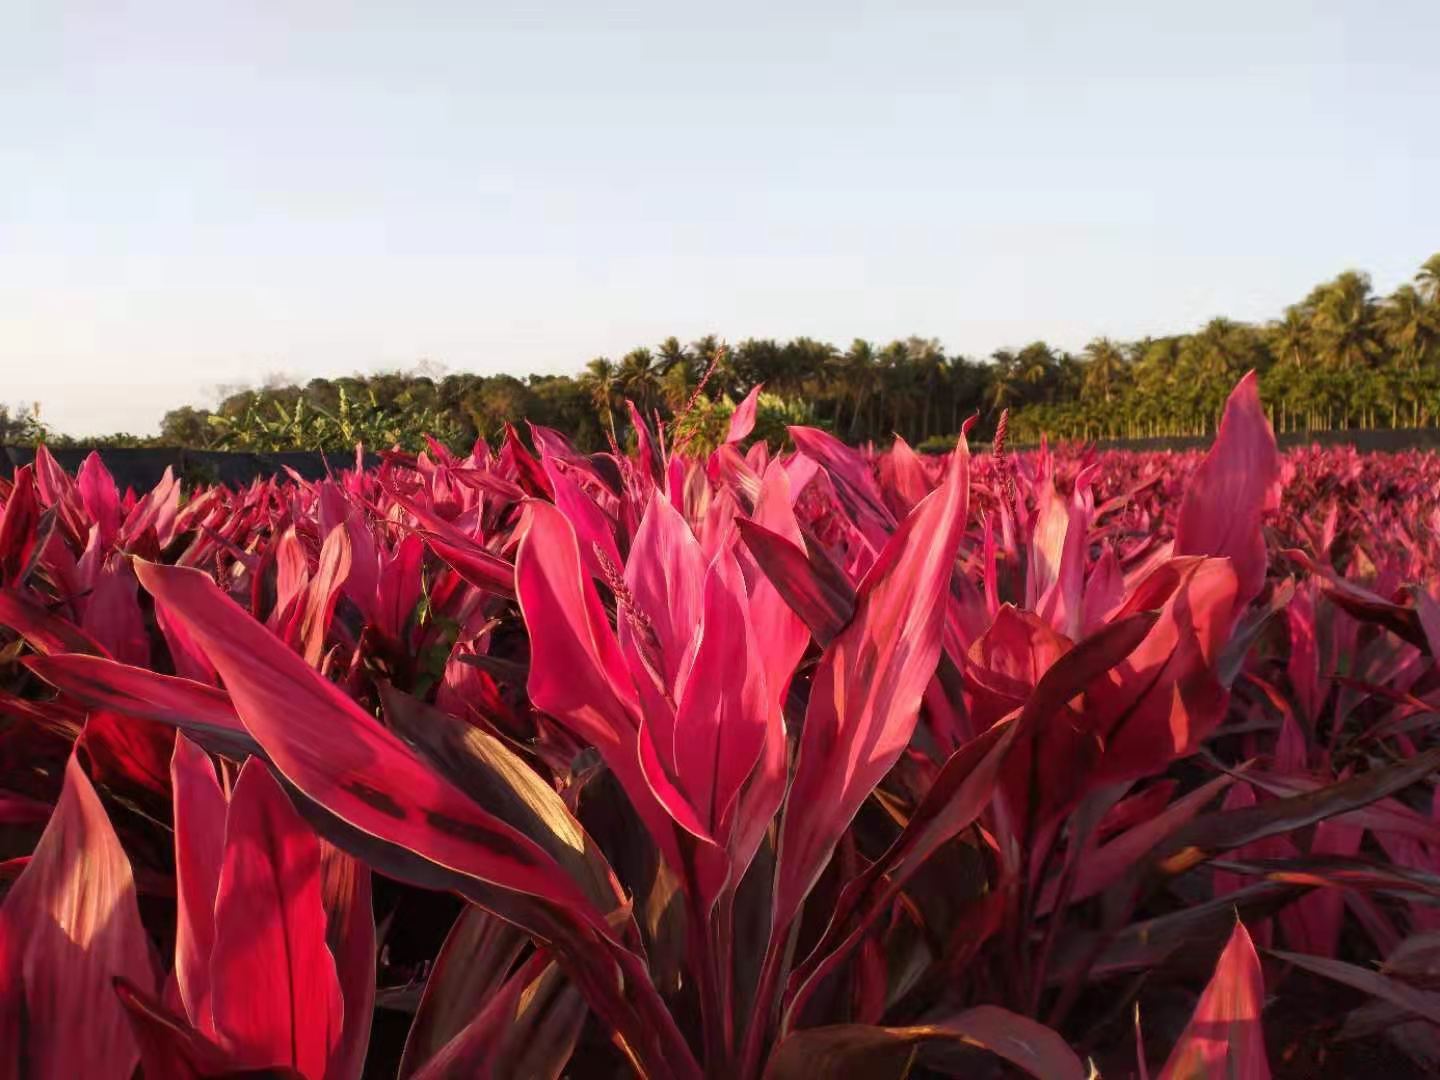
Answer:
xmin=1378 ymin=285 xmax=1435 ymax=370
xmin=1312 ymin=271 xmax=1379 ymax=372
xmin=832 ymin=339 xmax=877 ymax=438
xmin=617 ymin=348 xmax=662 ymax=418
xmin=944 ymin=354 xmax=985 ymax=433
xmin=1379 ymin=284 xmax=1438 ymax=426
xmin=656 ymin=336 xmax=692 ymax=379
xmin=1268 ymin=306 xmax=1311 ymax=368
xmin=582 ymin=357 xmax=619 ymax=433
xmin=1081 ymin=337 xmax=1127 ymax=405
xmin=905 ymin=337 xmax=946 ymax=440
xmin=989 ymin=349 xmax=1023 ymax=412
xmin=782 ymin=337 xmax=838 ymax=400
xmin=1417 ymin=253 xmax=1440 ymax=305
xmin=1016 ymin=342 xmax=1057 ymax=398
xmin=1129 ymin=337 xmax=1179 ymax=436
xmin=733 ymin=339 xmax=785 ymax=396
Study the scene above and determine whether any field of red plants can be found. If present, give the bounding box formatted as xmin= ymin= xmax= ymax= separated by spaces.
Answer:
xmin=3 ymin=374 xmax=1439 ymax=1079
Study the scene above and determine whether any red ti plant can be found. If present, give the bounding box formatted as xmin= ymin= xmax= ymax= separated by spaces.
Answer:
xmin=3 ymin=372 xmax=1440 ymax=1077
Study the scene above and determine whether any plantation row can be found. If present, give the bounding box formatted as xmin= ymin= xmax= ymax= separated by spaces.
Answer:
xmin=1 ymin=376 xmax=1438 ymax=1077
xmin=6 ymin=255 xmax=1440 ymax=456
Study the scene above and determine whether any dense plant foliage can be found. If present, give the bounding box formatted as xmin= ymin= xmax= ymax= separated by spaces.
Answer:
xmin=2 ymin=376 xmax=1439 ymax=1078
xmin=11 ymin=253 xmax=1438 ymax=454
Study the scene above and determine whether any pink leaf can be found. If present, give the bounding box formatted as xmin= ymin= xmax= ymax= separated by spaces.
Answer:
xmin=772 ymin=438 xmax=970 ymax=933
xmin=0 ymin=752 xmax=156 ymax=1080
xmin=133 ymin=559 xmax=614 ymax=927
xmin=209 ymin=759 xmax=344 ymax=1078
xmin=298 ymin=524 xmax=352 ymax=667
xmin=170 ymin=734 xmax=229 ymax=1035
xmin=726 ymin=384 xmax=764 ymax=444
xmin=1157 ymin=921 xmax=1271 ymax=1080
xmin=1174 ymin=372 xmax=1279 ymax=613
xmin=667 ymin=548 xmax=771 ymax=842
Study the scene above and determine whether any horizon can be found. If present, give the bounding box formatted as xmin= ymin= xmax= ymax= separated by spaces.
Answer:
xmin=5 ymin=1 xmax=1438 ymax=436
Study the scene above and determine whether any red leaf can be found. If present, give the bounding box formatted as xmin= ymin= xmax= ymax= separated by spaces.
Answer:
xmin=1039 ymin=772 xmax=1234 ymax=912
xmin=788 ymin=425 xmax=895 ymax=552
xmin=515 ymin=500 xmax=687 ymax=875
xmin=397 ymin=906 xmax=529 ymax=1078
xmin=743 ymin=459 xmax=814 ymax=709
xmin=25 ymin=652 xmax=253 ymax=757
xmin=1158 ymin=920 xmax=1271 ymax=1080
xmin=83 ymin=708 xmax=175 ymax=796
xmin=1174 ymin=372 xmax=1279 ymax=613
xmin=0 ymin=466 xmax=40 ymax=584
xmin=736 ymin=517 xmax=856 ymax=646
xmin=411 ymin=953 xmax=585 ymax=1080
xmin=763 ymin=1004 xmax=1086 ymax=1080
xmin=76 ymin=451 xmax=123 ymax=549
xmin=0 ymin=752 xmax=156 ymax=1080
xmin=171 ymin=734 xmax=229 ymax=1036
xmin=82 ymin=559 xmax=150 ymax=666
xmin=772 ymin=438 xmax=970 ymax=934
xmin=1084 ymin=557 xmax=1238 ymax=786
xmin=654 ymin=547 xmax=769 ymax=843
xmin=318 ymin=844 xmax=375 ymax=1080
xmin=1271 ymin=947 xmax=1440 ymax=1027
xmin=0 ymin=586 xmax=106 ymax=656
xmin=726 ymin=384 xmax=763 ymax=444
xmin=133 ymin=560 xmax=613 ymax=927
xmin=209 ymin=759 xmax=344 ymax=1078
xmin=114 ymin=976 xmax=233 ymax=1080
xmin=298 ymin=525 xmax=352 ymax=667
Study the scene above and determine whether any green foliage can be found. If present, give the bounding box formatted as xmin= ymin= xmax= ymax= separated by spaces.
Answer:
xmin=202 ymin=383 xmax=470 ymax=453
xmin=668 ymin=391 xmax=820 ymax=456
xmin=0 ymin=403 xmax=161 ymax=450
xmin=14 ymin=253 xmax=1439 ymax=453
xmin=0 ymin=403 xmax=49 ymax=446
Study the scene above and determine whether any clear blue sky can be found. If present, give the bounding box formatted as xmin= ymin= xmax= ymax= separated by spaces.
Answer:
xmin=3 ymin=1 xmax=1437 ymax=435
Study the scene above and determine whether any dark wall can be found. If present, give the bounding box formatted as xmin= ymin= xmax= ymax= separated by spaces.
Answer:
xmin=1075 ymin=428 xmax=1440 ymax=454
xmin=1 ymin=447 xmax=381 ymax=490
xmin=8 ymin=428 xmax=1440 ymax=489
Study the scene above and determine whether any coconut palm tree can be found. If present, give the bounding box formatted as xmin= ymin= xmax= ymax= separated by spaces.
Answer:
xmin=1081 ymin=337 xmax=1127 ymax=405
xmin=1379 ymin=285 xmax=1436 ymax=370
xmin=1016 ymin=342 xmax=1057 ymax=399
xmin=618 ymin=348 xmax=663 ymax=418
xmin=1417 ymin=253 xmax=1440 ymax=305
xmin=1312 ymin=271 xmax=1380 ymax=372
xmin=988 ymin=349 xmax=1024 ymax=412
xmin=1268 ymin=305 xmax=1311 ymax=368
xmin=582 ymin=357 xmax=620 ymax=434
xmin=832 ymin=339 xmax=877 ymax=438
xmin=905 ymin=337 xmax=946 ymax=440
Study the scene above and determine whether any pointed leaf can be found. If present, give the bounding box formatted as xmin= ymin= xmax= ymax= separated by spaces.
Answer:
xmin=0 ymin=752 xmax=155 ymax=1080
xmin=379 ymin=682 xmax=620 ymax=915
xmin=209 ymin=759 xmax=344 ymax=1077
xmin=1158 ymin=921 xmax=1270 ymax=1080
xmin=1174 ymin=371 xmax=1279 ymax=612
xmin=1154 ymin=747 xmax=1440 ymax=880
xmin=1270 ymin=948 xmax=1440 ymax=1026
xmin=726 ymin=385 xmax=763 ymax=444
xmin=397 ymin=906 xmax=529 ymax=1079
xmin=25 ymin=652 xmax=254 ymax=758
xmin=736 ymin=518 xmax=855 ymax=646
xmin=171 ymin=735 xmax=228 ymax=1035
xmin=317 ymin=844 xmax=375 ymax=1080
xmin=133 ymin=559 xmax=614 ymax=928
xmin=763 ymin=1005 xmax=1085 ymax=1080
xmin=772 ymin=439 xmax=969 ymax=933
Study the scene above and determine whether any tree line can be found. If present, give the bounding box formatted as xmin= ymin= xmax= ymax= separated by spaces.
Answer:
xmin=8 ymin=253 xmax=1439 ymax=453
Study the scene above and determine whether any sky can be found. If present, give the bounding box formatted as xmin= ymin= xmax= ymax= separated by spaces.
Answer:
xmin=3 ymin=1 xmax=1438 ymax=436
